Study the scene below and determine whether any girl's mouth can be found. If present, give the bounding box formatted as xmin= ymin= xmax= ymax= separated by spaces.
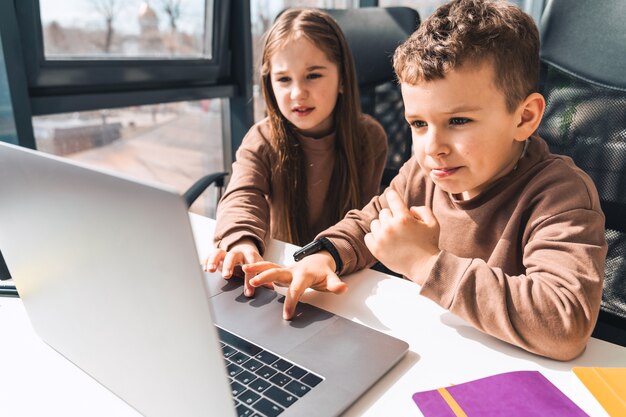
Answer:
xmin=293 ymin=107 xmax=313 ymax=117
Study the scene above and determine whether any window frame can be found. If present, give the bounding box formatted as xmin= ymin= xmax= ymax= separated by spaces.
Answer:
xmin=16 ymin=0 xmax=236 ymax=115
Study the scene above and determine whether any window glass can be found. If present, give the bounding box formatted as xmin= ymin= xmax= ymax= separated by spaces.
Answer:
xmin=378 ymin=0 xmax=446 ymax=18
xmin=379 ymin=0 xmax=530 ymax=21
xmin=0 ymin=40 xmax=17 ymax=143
xmin=39 ymin=0 xmax=214 ymax=59
xmin=250 ymin=0 xmax=355 ymax=121
xmin=32 ymin=99 xmax=224 ymax=217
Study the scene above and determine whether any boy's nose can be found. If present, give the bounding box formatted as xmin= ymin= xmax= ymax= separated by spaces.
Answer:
xmin=424 ymin=129 xmax=449 ymax=156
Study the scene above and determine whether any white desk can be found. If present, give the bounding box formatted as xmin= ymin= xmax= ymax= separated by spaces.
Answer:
xmin=1 ymin=213 xmax=625 ymax=417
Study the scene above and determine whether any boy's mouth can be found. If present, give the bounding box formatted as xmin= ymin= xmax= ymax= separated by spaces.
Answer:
xmin=431 ymin=167 xmax=460 ymax=178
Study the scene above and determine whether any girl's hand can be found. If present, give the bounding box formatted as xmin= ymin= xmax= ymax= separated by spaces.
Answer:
xmin=203 ymin=238 xmax=264 ymax=297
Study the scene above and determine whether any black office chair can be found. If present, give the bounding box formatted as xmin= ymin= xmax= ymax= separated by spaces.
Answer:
xmin=183 ymin=171 xmax=228 ymax=208
xmin=325 ymin=7 xmax=420 ymax=188
xmin=322 ymin=7 xmax=419 ymax=277
xmin=537 ymin=0 xmax=626 ymax=346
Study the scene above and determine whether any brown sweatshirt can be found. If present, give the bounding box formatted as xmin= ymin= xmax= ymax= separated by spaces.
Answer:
xmin=213 ymin=114 xmax=388 ymax=253
xmin=320 ymin=135 xmax=607 ymax=361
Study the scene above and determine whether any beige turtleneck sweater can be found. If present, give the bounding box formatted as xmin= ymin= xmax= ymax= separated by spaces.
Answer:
xmin=213 ymin=114 xmax=388 ymax=253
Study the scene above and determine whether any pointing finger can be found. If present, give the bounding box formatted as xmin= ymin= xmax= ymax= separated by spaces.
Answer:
xmin=410 ymin=206 xmax=437 ymax=226
xmin=385 ymin=189 xmax=409 ymax=217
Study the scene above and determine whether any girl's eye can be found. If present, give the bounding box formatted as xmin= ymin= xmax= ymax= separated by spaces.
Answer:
xmin=450 ymin=117 xmax=471 ymax=125
xmin=276 ymin=77 xmax=291 ymax=83
xmin=410 ymin=120 xmax=427 ymax=129
xmin=307 ymin=73 xmax=322 ymax=80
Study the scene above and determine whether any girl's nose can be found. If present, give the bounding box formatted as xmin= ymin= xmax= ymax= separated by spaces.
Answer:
xmin=290 ymin=82 xmax=307 ymax=100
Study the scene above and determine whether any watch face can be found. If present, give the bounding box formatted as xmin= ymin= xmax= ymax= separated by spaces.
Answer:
xmin=293 ymin=240 xmax=324 ymax=262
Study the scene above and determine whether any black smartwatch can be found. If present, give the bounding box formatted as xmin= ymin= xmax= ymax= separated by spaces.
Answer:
xmin=293 ymin=237 xmax=343 ymax=274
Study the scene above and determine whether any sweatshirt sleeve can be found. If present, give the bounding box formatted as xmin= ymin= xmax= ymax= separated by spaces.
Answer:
xmin=318 ymin=156 xmax=423 ymax=275
xmin=213 ymin=125 xmax=273 ymax=255
xmin=420 ymin=203 xmax=606 ymax=361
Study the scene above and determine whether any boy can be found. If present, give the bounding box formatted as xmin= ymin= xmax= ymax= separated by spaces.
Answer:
xmin=242 ymin=0 xmax=607 ymax=361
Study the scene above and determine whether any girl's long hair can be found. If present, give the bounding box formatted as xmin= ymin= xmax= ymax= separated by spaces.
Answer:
xmin=260 ymin=8 xmax=363 ymax=245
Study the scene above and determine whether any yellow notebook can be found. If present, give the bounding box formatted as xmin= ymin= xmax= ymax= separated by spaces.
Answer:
xmin=572 ymin=367 xmax=626 ymax=416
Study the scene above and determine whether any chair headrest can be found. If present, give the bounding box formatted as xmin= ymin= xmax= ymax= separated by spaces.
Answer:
xmin=539 ymin=0 xmax=626 ymax=90
xmin=325 ymin=7 xmax=420 ymax=87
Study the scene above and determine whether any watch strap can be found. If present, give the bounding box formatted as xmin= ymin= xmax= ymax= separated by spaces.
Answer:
xmin=292 ymin=237 xmax=343 ymax=274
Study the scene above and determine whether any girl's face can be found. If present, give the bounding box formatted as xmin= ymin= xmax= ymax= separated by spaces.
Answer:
xmin=270 ymin=35 xmax=341 ymax=138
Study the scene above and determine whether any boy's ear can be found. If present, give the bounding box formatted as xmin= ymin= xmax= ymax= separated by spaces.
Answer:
xmin=514 ymin=92 xmax=545 ymax=141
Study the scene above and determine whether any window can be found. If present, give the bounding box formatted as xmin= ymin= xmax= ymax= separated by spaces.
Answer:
xmin=7 ymin=0 xmax=244 ymax=218
xmin=40 ymin=0 xmax=213 ymax=59
xmin=32 ymin=98 xmax=225 ymax=217
xmin=17 ymin=0 xmax=230 ymax=94
xmin=378 ymin=0 xmax=544 ymax=22
xmin=0 ymin=41 xmax=17 ymax=144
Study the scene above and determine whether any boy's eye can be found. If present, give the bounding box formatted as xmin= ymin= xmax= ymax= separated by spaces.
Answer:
xmin=450 ymin=117 xmax=471 ymax=125
xmin=410 ymin=120 xmax=427 ymax=129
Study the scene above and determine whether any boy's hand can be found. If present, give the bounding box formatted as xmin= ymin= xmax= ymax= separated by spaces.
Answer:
xmin=243 ymin=253 xmax=348 ymax=320
xmin=365 ymin=189 xmax=441 ymax=285
xmin=203 ymin=238 xmax=264 ymax=297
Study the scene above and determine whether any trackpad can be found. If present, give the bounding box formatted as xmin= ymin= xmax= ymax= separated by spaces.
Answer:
xmin=210 ymin=277 xmax=337 ymax=355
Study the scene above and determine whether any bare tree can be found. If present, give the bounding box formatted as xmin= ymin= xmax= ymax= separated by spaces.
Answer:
xmin=90 ymin=0 xmax=124 ymax=53
xmin=161 ymin=0 xmax=183 ymax=33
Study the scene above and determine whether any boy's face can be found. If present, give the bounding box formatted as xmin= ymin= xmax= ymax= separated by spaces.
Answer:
xmin=402 ymin=61 xmax=527 ymax=200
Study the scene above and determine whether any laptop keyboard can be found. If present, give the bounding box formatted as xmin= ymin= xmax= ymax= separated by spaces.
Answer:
xmin=217 ymin=326 xmax=324 ymax=417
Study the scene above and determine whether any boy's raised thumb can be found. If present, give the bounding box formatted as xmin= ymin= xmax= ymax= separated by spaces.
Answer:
xmin=409 ymin=206 xmax=436 ymax=225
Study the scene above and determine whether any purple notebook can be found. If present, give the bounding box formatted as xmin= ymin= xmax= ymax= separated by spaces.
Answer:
xmin=412 ymin=371 xmax=588 ymax=417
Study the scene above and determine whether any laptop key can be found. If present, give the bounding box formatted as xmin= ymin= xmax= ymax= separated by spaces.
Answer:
xmin=284 ymin=380 xmax=311 ymax=397
xmin=301 ymin=373 xmax=323 ymax=387
xmin=218 ymin=328 xmax=263 ymax=356
xmin=255 ymin=365 xmax=278 ymax=379
xmin=249 ymin=378 xmax=271 ymax=393
xmin=269 ymin=372 xmax=292 ymax=387
xmin=255 ymin=350 xmax=279 ymax=365
xmin=242 ymin=358 xmax=263 ymax=372
xmin=227 ymin=363 xmax=244 ymax=377
xmin=285 ymin=365 xmax=306 ymax=379
xmin=231 ymin=380 xmax=246 ymax=397
xmin=238 ymin=389 xmax=261 ymax=407
xmin=222 ymin=345 xmax=237 ymax=358
xmin=236 ymin=403 xmax=254 ymax=417
xmin=231 ymin=351 xmax=251 ymax=365
xmin=265 ymin=386 xmax=298 ymax=408
xmin=252 ymin=398 xmax=284 ymax=417
xmin=234 ymin=370 xmax=257 ymax=385
xmin=271 ymin=358 xmax=292 ymax=372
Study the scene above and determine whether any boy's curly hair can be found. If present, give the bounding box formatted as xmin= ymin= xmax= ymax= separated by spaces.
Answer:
xmin=393 ymin=0 xmax=539 ymax=112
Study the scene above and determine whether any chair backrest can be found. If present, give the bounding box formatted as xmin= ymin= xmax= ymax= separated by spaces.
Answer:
xmin=325 ymin=7 xmax=420 ymax=188
xmin=537 ymin=0 xmax=626 ymax=343
xmin=0 ymin=250 xmax=11 ymax=280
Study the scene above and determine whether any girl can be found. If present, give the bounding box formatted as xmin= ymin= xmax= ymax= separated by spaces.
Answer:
xmin=204 ymin=8 xmax=387 ymax=295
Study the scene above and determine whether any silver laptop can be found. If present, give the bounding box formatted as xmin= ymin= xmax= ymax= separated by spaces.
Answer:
xmin=0 ymin=142 xmax=408 ymax=417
